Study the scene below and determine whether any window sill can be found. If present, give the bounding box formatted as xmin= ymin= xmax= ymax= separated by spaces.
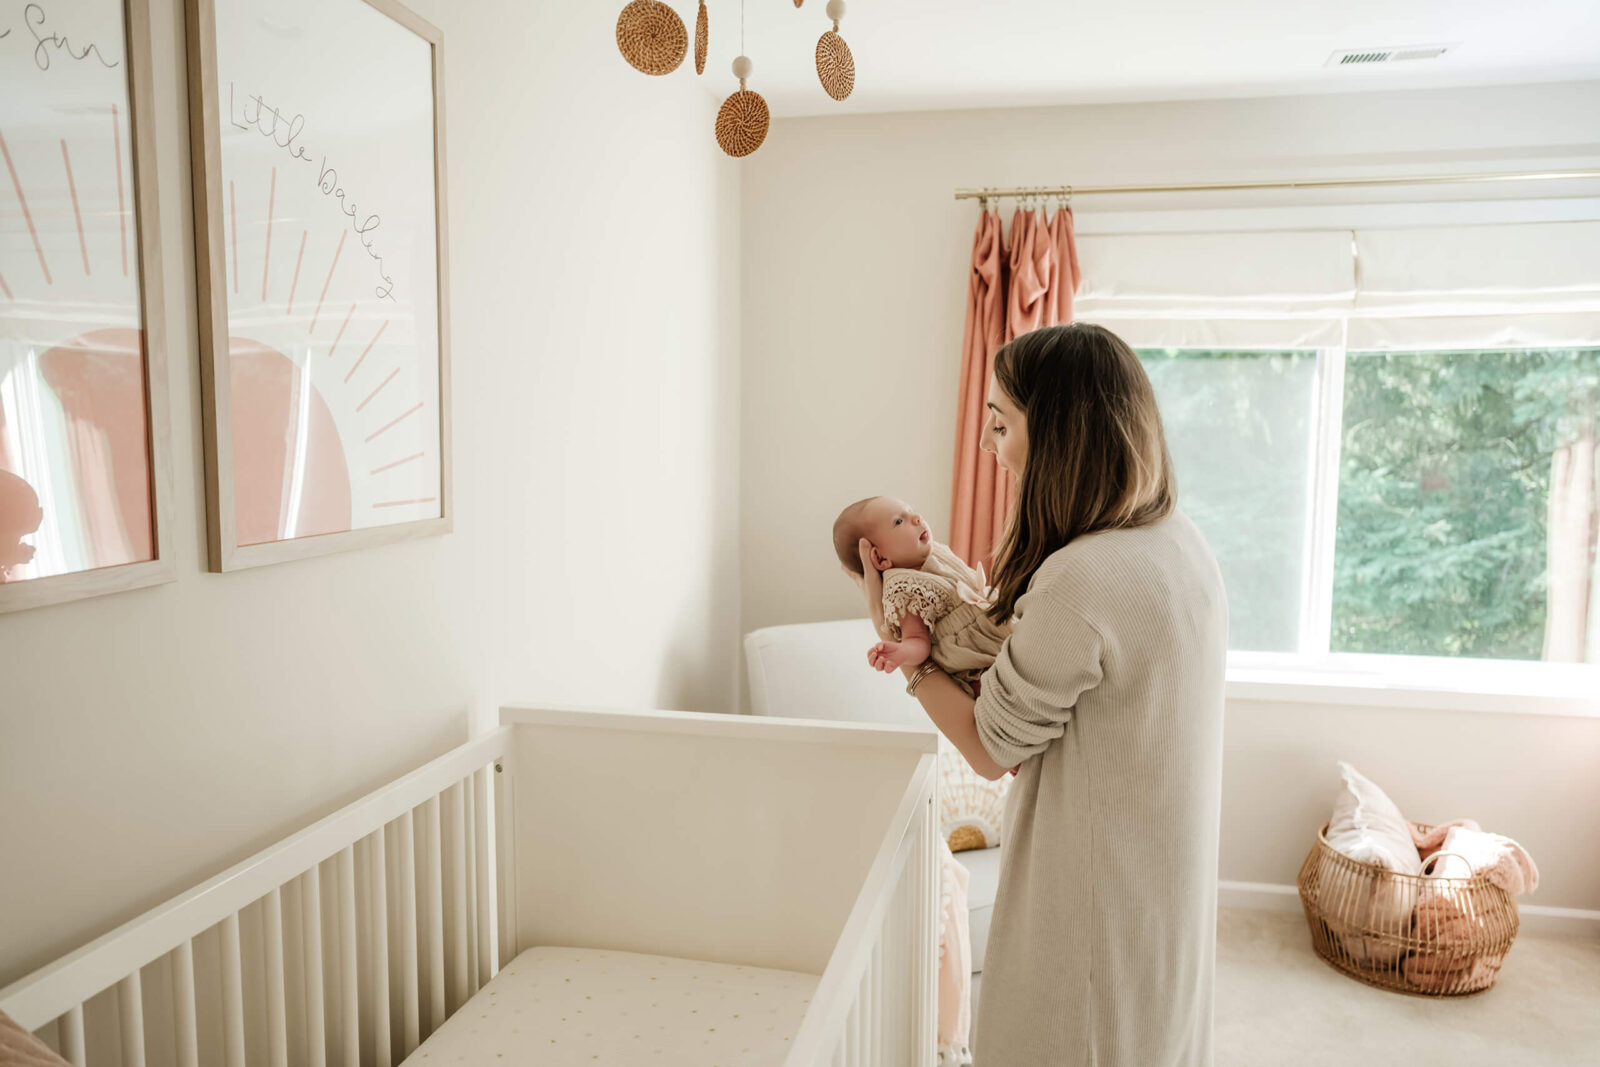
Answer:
xmin=1224 ymin=653 xmax=1600 ymax=718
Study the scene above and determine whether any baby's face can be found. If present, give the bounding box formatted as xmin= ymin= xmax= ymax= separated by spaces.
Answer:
xmin=864 ymin=497 xmax=933 ymax=571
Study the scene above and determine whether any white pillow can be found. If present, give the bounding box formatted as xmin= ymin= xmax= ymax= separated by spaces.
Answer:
xmin=1326 ymin=761 xmax=1421 ymax=876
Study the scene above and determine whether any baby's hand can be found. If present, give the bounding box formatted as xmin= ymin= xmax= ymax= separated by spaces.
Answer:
xmin=867 ymin=640 xmax=926 ymax=673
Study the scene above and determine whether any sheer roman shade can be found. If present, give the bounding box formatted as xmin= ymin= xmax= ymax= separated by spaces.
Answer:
xmin=1070 ymin=219 xmax=1600 ymax=350
xmin=1073 ymin=231 xmax=1355 ymax=348
xmin=1348 ymin=221 xmax=1600 ymax=349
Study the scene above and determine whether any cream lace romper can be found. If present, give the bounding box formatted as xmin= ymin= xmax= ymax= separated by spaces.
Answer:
xmin=881 ymin=540 xmax=1013 ymax=693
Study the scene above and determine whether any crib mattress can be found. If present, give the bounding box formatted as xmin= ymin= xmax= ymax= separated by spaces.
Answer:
xmin=408 ymin=946 xmax=818 ymax=1066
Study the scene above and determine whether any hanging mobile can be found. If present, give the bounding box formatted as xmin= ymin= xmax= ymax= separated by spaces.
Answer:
xmin=695 ymin=0 xmax=708 ymax=74
xmin=616 ymin=0 xmax=688 ymax=76
xmin=816 ymin=0 xmax=854 ymax=101
xmin=716 ymin=0 xmax=769 ymax=156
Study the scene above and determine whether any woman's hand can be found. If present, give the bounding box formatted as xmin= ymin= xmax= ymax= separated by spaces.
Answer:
xmin=857 ymin=539 xmax=892 ymax=640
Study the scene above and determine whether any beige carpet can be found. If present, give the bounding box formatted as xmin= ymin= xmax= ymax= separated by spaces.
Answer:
xmin=1214 ymin=907 xmax=1600 ymax=1066
xmin=971 ymin=907 xmax=1600 ymax=1065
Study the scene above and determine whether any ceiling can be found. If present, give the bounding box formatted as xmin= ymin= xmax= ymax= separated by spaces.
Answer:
xmin=682 ymin=0 xmax=1600 ymax=117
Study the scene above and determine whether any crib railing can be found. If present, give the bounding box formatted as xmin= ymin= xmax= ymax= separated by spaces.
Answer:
xmin=786 ymin=751 xmax=939 ymax=1067
xmin=0 ymin=729 xmax=509 ymax=1067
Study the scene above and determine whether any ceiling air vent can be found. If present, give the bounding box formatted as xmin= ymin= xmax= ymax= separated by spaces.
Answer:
xmin=1327 ymin=44 xmax=1452 ymax=66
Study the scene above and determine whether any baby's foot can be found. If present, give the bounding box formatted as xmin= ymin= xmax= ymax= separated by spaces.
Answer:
xmin=868 ymin=640 xmax=915 ymax=672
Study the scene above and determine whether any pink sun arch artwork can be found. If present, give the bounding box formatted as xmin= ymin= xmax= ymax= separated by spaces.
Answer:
xmin=0 ymin=0 xmax=177 ymax=612
xmin=188 ymin=0 xmax=451 ymax=571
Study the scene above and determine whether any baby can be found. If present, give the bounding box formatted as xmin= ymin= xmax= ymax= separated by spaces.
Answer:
xmin=833 ymin=496 xmax=1013 ymax=695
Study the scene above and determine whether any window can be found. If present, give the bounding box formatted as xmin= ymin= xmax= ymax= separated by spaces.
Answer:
xmin=1139 ymin=349 xmax=1318 ymax=653
xmin=1140 ymin=346 xmax=1600 ymax=666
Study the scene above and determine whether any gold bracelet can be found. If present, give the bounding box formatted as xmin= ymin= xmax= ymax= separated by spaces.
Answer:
xmin=906 ymin=662 xmax=940 ymax=696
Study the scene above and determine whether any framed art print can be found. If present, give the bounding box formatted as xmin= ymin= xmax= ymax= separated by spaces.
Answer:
xmin=0 ymin=0 xmax=174 ymax=612
xmin=186 ymin=0 xmax=451 ymax=571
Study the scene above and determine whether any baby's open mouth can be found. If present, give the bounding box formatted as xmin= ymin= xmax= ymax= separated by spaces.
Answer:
xmin=920 ymin=529 xmax=930 ymax=543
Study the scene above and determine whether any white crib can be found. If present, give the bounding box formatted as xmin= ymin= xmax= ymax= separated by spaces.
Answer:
xmin=0 ymin=706 xmax=939 ymax=1067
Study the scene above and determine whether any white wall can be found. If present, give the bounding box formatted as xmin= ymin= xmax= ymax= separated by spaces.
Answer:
xmin=447 ymin=6 xmax=742 ymax=719
xmin=0 ymin=2 xmax=740 ymax=987
xmin=739 ymin=81 xmax=1600 ymax=910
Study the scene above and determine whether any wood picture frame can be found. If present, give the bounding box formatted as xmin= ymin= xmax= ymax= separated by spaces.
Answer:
xmin=0 ymin=0 xmax=175 ymax=613
xmin=185 ymin=0 xmax=452 ymax=572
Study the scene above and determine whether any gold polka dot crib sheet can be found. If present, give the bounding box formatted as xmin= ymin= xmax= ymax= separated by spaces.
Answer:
xmin=410 ymin=946 xmax=819 ymax=1066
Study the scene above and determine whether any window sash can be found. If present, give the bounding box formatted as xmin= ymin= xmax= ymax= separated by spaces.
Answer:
xmin=1297 ymin=347 xmax=1344 ymax=657
xmin=1271 ymin=341 xmax=1595 ymax=669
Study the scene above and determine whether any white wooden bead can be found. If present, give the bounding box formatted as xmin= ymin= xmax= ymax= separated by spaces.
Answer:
xmin=825 ymin=0 xmax=846 ymax=21
xmin=732 ymin=55 xmax=753 ymax=80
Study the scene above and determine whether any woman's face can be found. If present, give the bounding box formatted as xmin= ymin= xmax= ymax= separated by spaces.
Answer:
xmin=981 ymin=376 xmax=1028 ymax=476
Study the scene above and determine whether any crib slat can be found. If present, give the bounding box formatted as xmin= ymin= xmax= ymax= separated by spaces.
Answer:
xmin=473 ymin=766 xmax=496 ymax=985
xmin=338 ymin=846 xmax=360 ymax=1067
xmin=117 ymin=972 xmax=145 ymax=1067
xmin=448 ymin=780 xmax=469 ymax=1011
xmin=900 ymin=850 xmax=915 ymax=1067
xmin=462 ymin=777 xmax=479 ymax=995
xmin=172 ymin=940 xmax=199 ymax=1067
xmin=871 ymin=935 xmax=883 ymax=1065
xmin=59 ymin=1005 xmax=85 ymax=1067
xmin=399 ymin=809 xmax=421 ymax=1055
xmin=918 ymin=799 xmax=930 ymax=1065
xmin=304 ymin=865 xmax=328 ymax=1067
xmin=368 ymin=829 xmax=393 ymax=1067
xmin=859 ymin=967 xmax=870 ymax=1065
xmin=222 ymin=912 xmax=247 ymax=1067
xmin=265 ymin=886 xmax=290 ymax=1067
xmin=913 ymin=803 xmax=927 ymax=1065
xmin=924 ymin=797 xmax=938 ymax=1065
xmin=889 ymin=923 xmax=899 ymax=1063
xmin=424 ymin=793 xmax=446 ymax=1034
xmin=872 ymin=953 xmax=881 ymax=1061
xmin=855 ymin=968 xmax=865 ymax=1066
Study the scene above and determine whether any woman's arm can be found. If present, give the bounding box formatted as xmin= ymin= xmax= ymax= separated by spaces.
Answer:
xmin=898 ymin=662 xmax=1011 ymax=781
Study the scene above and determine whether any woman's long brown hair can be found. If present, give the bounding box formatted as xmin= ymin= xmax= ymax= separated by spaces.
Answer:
xmin=985 ymin=323 xmax=1177 ymax=624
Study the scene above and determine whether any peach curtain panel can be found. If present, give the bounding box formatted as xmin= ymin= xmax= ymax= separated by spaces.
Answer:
xmin=948 ymin=205 xmax=1082 ymax=569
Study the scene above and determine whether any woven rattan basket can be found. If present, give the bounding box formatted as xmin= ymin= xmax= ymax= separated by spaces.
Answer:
xmin=1297 ymin=821 xmax=1519 ymax=997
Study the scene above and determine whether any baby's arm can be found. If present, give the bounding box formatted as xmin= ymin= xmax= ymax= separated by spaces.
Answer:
xmin=867 ymin=612 xmax=931 ymax=673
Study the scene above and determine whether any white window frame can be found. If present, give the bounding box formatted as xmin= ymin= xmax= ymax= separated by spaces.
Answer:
xmin=1297 ymin=344 xmax=1345 ymax=658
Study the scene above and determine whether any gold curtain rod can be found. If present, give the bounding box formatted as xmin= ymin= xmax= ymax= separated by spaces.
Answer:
xmin=954 ymin=169 xmax=1600 ymax=201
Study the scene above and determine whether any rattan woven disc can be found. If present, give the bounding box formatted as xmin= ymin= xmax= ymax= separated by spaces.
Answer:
xmin=715 ymin=88 xmax=770 ymax=157
xmin=816 ymin=29 xmax=855 ymax=101
xmin=616 ymin=0 xmax=687 ymax=76
xmin=694 ymin=0 xmax=707 ymax=74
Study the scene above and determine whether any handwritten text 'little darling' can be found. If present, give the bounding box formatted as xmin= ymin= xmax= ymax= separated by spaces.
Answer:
xmin=230 ymin=84 xmax=400 ymax=302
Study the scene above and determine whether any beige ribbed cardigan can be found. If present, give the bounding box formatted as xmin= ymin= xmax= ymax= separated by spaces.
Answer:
xmin=972 ymin=511 xmax=1227 ymax=1067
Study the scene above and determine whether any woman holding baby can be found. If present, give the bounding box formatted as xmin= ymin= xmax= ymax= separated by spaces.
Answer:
xmin=847 ymin=323 xmax=1228 ymax=1066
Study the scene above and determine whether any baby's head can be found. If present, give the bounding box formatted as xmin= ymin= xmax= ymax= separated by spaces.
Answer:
xmin=833 ymin=496 xmax=933 ymax=575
